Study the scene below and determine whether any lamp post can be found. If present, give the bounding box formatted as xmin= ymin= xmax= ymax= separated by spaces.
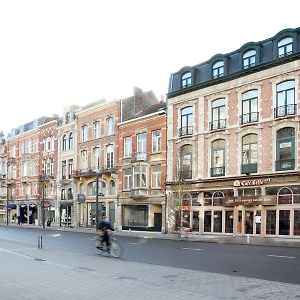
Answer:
xmin=6 ymin=161 xmax=10 ymax=226
xmin=95 ymin=173 xmax=99 ymax=227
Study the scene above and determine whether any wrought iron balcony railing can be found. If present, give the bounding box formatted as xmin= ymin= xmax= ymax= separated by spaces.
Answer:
xmin=210 ymin=166 xmax=225 ymax=177
xmin=209 ymin=119 xmax=226 ymax=131
xmin=241 ymin=163 xmax=257 ymax=174
xmin=179 ymin=126 xmax=193 ymax=137
xmin=275 ymin=159 xmax=295 ymax=171
xmin=239 ymin=112 xmax=259 ymax=125
xmin=274 ymin=104 xmax=296 ymax=118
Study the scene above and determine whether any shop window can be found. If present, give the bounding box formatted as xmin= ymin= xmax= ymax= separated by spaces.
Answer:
xmin=245 ymin=211 xmax=254 ymax=234
xmin=225 ymin=211 xmax=233 ymax=233
xmin=294 ymin=210 xmax=300 ymax=236
xmin=192 ymin=211 xmax=199 ymax=231
xmin=212 ymin=191 xmax=224 ymax=206
xmin=213 ymin=211 xmax=222 ymax=233
xmin=204 ymin=211 xmax=211 ymax=232
xmin=266 ymin=210 xmax=276 ymax=235
xmin=238 ymin=188 xmax=261 ymax=196
xmin=279 ymin=210 xmax=290 ymax=235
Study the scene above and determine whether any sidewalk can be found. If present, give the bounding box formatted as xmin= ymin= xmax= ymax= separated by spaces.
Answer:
xmin=0 ymin=238 xmax=300 ymax=299
xmin=2 ymin=222 xmax=300 ymax=248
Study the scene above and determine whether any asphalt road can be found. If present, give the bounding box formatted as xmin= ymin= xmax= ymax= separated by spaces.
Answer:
xmin=1 ymin=226 xmax=299 ymax=284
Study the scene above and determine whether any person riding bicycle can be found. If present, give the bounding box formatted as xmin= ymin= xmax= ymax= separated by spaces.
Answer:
xmin=96 ymin=215 xmax=114 ymax=252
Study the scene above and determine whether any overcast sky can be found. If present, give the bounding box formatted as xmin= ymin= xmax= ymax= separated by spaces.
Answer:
xmin=0 ymin=0 xmax=299 ymax=135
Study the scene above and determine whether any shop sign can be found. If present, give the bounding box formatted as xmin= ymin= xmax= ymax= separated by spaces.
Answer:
xmin=223 ymin=196 xmax=276 ymax=207
xmin=233 ymin=178 xmax=271 ymax=187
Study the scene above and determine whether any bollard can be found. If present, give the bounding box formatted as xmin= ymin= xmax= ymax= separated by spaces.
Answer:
xmin=38 ymin=235 xmax=43 ymax=249
xmin=129 ymin=228 xmax=131 ymax=236
xmin=246 ymin=234 xmax=250 ymax=245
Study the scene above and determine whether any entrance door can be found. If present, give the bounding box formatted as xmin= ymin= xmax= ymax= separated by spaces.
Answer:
xmin=154 ymin=213 xmax=162 ymax=232
xmin=245 ymin=211 xmax=254 ymax=234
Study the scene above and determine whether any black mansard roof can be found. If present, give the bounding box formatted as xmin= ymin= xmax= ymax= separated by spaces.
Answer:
xmin=168 ymin=27 xmax=300 ymax=98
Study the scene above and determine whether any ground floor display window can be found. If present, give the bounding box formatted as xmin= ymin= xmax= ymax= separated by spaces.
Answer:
xmin=225 ymin=211 xmax=233 ymax=233
xmin=279 ymin=210 xmax=290 ymax=235
xmin=294 ymin=210 xmax=300 ymax=235
xmin=266 ymin=210 xmax=276 ymax=235
xmin=60 ymin=204 xmax=72 ymax=227
xmin=87 ymin=202 xmax=105 ymax=227
xmin=122 ymin=205 xmax=148 ymax=229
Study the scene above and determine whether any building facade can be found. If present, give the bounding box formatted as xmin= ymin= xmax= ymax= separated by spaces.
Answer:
xmin=167 ymin=28 xmax=300 ymax=238
xmin=118 ymin=102 xmax=167 ymax=232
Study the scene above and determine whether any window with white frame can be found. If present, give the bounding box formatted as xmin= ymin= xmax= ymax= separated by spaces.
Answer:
xmin=106 ymin=145 xmax=114 ymax=168
xmin=26 ymin=140 xmax=32 ymax=154
xmin=151 ymin=165 xmax=161 ymax=188
xmin=50 ymin=159 xmax=54 ymax=175
xmin=68 ymin=159 xmax=73 ymax=179
xmin=124 ymin=137 xmax=132 ymax=158
xmin=62 ymin=161 xmax=67 ymax=179
xmin=80 ymin=150 xmax=88 ymax=170
xmin=94 ymin=121 xmax=100 ymax=139
xmin=82 ymin=125 xmax=88 ymax=142
xmin=69 ymin=133 xmax=74 ymax=150
xmin=61 ymin=189 xmax=66 ymax=200
xmin=106 ymin=117 xmax=114 ymax=135
xmin=278 ymin=37 xmax=293 ymax=57
xmin=34 ymin=139 xmax=38 ymax=153
xmin=124 ymin=168 xmax=132 ymax=190
xmin=92 ymin=147 xmax=100 ymax=169
xmin=62 ymin=134 xmax=67 ymax=151
xmin=275 ymin=80 xmax=295 ymax=118
xmin=152 ymin=130 xmax=161 ymax=153
xmin=137 ymin=133 xmax=147 ymax=160
xmin=133 ymin=165 xmax=147 ymax=188
xmin=11 ymin=145 xmax=16 ymax=158
xmin=241 ymin=90 xmax=258 ymax=124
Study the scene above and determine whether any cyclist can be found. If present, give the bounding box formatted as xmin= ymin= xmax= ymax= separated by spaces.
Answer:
xmin=96 ymin=215 xmax=114 ymax=252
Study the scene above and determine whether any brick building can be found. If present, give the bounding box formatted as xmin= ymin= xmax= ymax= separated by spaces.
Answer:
xmin=166 ymin=27 xmax=300 ymax=238
xmin=118 ymin=102 xmax=167 ymax=232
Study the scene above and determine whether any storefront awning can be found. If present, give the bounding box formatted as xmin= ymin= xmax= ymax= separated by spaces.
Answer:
xmin=8 ymin=203 xmax=17 ymax=209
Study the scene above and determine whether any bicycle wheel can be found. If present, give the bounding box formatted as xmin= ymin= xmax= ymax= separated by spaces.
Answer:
xmin=110 ymin=239 xmax=122 ymax=258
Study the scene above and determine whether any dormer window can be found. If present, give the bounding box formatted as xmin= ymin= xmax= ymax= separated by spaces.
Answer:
xmin=212 ymin=61 xmax=224 ymax=79
xmin=278 ymin=37 xmax=293 ymax=58
xmin=181 ymin=72 xmax=192 ymax=89
xmin=243 ymin=50 xmax=256 ymax=69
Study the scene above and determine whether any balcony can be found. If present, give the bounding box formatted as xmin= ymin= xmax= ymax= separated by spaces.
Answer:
xmin=179 ymin=170 xmax=192 ymax=181
xmin=239 ymin=112 xmax=259 ymax=125
xmin=276 ymin=159 xmax=295 ymax=171
xmin=21 ymin=176 xmax=30 ymax=183
xmin=274 ymin=104 xmax=297 ymax=118
xmin=38 ymin=173 xmax=55 ymax=181
xmin=211 ymin=167 xmax=225 ymax=177
xmin=131 ymin=188 xmax=148 ymax=199
xmin=209 ymin=119 xmax=226 ymax=131
xmin=241 ymin=163 xmax=257 ymax=174
xmin=101 ymin=165 xmax=118 ymax=175
xmin=179 ymin=126 xmax=193 ymax=137
xmin=131 ymin=152 xmax=147 ymax=162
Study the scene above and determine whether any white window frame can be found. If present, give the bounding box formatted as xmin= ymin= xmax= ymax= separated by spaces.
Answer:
xmin=124 ymin=137 xmax=132 ymax=158
xmin=152 ymin=130 xmax=161 ymax=153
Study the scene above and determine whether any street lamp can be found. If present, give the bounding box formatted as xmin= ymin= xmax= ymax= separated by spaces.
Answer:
xmin=6 ymin=161 xmax=10 ymax=226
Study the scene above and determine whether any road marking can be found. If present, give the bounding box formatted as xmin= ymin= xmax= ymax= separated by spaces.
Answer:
xmin=128 ymin=242 xmax=138 ymax=245
xmin=267 ymin=255 xmax=296 ymax=259
xmin=181 ymin=247 xmax=204 ymax=251
xmin=50 ymin=234 xmax=61 ymax=237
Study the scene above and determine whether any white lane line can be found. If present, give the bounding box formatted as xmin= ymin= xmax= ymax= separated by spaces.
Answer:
xmin=0 ymin=247 xmax=35 ymax=260
xmin=128 ymin=242 xmax=139 ymax=245
xmin=181 ymin=247 xmax=204 ymax=251
xmin=267 ymin=254 xmax=296 ymax=259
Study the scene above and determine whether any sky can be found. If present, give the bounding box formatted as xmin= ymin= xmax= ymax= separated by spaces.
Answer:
xmin=0 ymin=0 xmax=299 ymax=136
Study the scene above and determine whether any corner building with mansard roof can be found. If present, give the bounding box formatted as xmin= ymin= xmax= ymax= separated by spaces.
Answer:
xmin=166 ymin=27 xmax=300 ymax=238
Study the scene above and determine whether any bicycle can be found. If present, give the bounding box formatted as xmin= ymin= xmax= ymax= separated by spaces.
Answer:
xmin=95 ymin=232 xmax=122 ymax=258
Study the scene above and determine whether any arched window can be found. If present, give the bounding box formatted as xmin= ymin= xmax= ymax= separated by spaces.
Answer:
xmin=180 ymin=145 xmax=192 ymax=180
xmin=278 ymin=187 xmax=293 ymax=205
xmin=68 ymin=188 xmax=73 ymax=200
xmin=243 ymin=50 xmax=256 ymax=69
xmin=211 ymin=139 xmax=225 ymax=177
xmin=180 ymin=106 xmax=193 ymax=136
xmin=241 ymin=134 xmax=258 ymax=174
xmin=69 ymin=133 xmax=74 ymax=150
xmin=276 ymin=127 xmax=295 ymax=171
xmin=241 ymin=90 xmax=258 ymax=124
xmin=99 ymin=181 xmax=106 ymax=196
xmin=88 ymin=182 xmax=96 ymax=196
xmin=278 ymin=37 xmax=293 ymax=57
xmin=275 ymin=80 xmax=295 ymax=118
xmin=210 ymin=98 xmax=226 ymax=130
xmin=212 ymin=61 xmax=224 ymax=78
xmin=62 ymin=135 xmax=67 ymax=151
xmin=109 ymin=180 xmax=116 ymax=195
xmin=212 ymin=191 xmax=224 ymax=206
xmin=181 ymin=72 xmax=192 ymax=89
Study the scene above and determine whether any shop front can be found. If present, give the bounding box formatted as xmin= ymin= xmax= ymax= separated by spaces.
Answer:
xmin=199 ymin=176 xmax=300 ymax=238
